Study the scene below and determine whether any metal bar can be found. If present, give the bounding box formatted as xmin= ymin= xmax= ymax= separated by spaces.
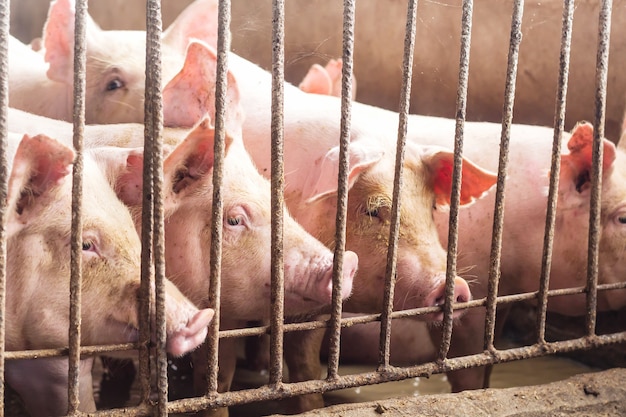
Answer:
xmin=162 ymin=331 xmax=626 ymax=415
xmin=139 ymin=0 xmax=157 ymax=405
xmin=439 ymin=0 xmax=474 ymax=362
xmin=378 ymin=0 xmax=418 ymax=371
xmin=144 ymin=0 xmax=167 ymax=414
xmin=68 ymin=0 xmax=88 ymax=412
xmin=0 ymin=0 xmax=8 ymax=414
xmin=325 ymin=0 xmax=355 ymax=381
xmin=207 ymin=0 xmax=231 ymax=395
xmin=484 ymin=0 xmax=524 ymax=352
xmin=537 ymin=0 xmax=575 ymax=344
xmin=586 ymin=0 xmax=612 ymax=337
xmin=269 ymin=0 xmax=286 ymax=387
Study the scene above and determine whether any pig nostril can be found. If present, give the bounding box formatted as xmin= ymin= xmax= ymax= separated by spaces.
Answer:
xmin=456 ymin=291 xmax=470 ymax=304
xmin=434 ymin=295 xmax=445 ymax=306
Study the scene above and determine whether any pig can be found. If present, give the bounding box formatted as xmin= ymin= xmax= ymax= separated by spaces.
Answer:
xmin=8 ymin=0 xmax=218 ymax=124
xmin=7 ymin=64 xmax=359 ymax=414
xmin=157 ymin=38 xmax=498 ymax=413
xmin=4 ymin=132 xmax=213 ymax=416
xmin=227 ymin=0 xmax=626 ymax=142
xmin=33 ymin=2 xmax=492 ymax=410
xmin=300 ymin=59 xmax=626 ymax=388
xmin=14 ymin=0 xmax=623 ymax=141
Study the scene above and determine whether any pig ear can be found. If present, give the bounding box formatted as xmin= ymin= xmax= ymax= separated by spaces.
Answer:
xmin=163 ymin=40 xmax=244 ymax=136
xmin=299 ymin=64 xmax=333 ymax=96
xmin=162 ymin=0 xmax=220 ymax=51
xmin=8 ymin=134 xmax=74 ymax=222
xmin=164 ymin=117 xmax=234 ymax=197
xmin=299 ymin=59 xmax=357 ymax=100
xmin=91 ymin=147 xmax=145 ymax=207
xmin=303 ymin=143 xmax=384 ymax=203
xmin=560 ymin=121 xmax=616 ymax=194
xmin=43 ymin=0 xmax=101 ymax=84
xmin=421 ymin=146 xmax=498 ymax=207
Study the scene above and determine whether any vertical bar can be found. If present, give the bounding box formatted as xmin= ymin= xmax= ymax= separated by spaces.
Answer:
xmin=139 ymin=1 xmax=156 ymax=407
xmin=0 ymin=0 xmax=8 ymax=414
xmin=269 ymin=0 xmax=285 ymax=386
xmin=438 ymin=0 xmax=474 ymax=362
xmin=145 ymin=0 xmax=167 ymax=414
xmin=68 ymin=0 xmax=88 ymax=412
xmin=325 ymin=0 xmax=355 ymax=380
xmin=587 ymin=0 xmax=612 ymax=336
xmin=537 ymin=0 xmax=575 ymax=343
xmin=207 ymin=0 xmax=231 ymax=394
xmin=377 ymin=0 xmax=418 ymax=371
xmin=484 ymin=0 xmax=524 ymax=351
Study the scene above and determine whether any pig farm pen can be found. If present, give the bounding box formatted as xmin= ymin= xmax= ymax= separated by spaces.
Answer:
xmin=3 ymin=0 xmax=626 ymax=416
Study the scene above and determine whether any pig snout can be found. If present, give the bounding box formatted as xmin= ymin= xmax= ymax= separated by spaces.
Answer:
xmin=424 ymin=276 xmax=472 ymax=320
xmin=284 ymin=250 xmax=358 ymax=307
xmin=163 ymin=280 xmax=213 ymax=357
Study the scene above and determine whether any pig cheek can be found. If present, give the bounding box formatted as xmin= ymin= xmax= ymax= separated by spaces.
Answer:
xmin=221 ymin=229 xmax=271 ymax=307
xmin=344 ymin=212 xmax=391 ymax=306
xmin=81 ymin=260 xmax=139 ymax=343
xmin=596 ymin=219 xmax=626 ymax=310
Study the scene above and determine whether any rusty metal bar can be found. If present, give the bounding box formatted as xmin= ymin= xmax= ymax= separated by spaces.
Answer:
xmin=586 ymin=0 xmax=612 ymax=337
xmin=139 ymin=0 xmax=158 ymax=405
xmin=537 ymin=0 xmax=575 ymax=344
xmin=144 ymin=0 xmax=167 ymax=414
xmin=484 ymin=0 xmax=524 ymax=352
xmin=207 ymin=0 xmax=231 ymax=395
xmin=0 ymin=0 xmax=8 ymax=414
xmin=377 ymin=0 xmax=418 ymax=372
xmin=161 ymin=331 xmax=626 ymax=416
xmin=269 ymin=0 xmax=286 ymax=387
xmin=325 ymin=0 xmax=355 ymax=380
xmin=4 ymin=279 xmax=622 ymax=360
xmin=61 ymin=325 xmax=624 ymax=417
xmin=438 ymin=0 xmax=474 ymax=362
xmin=68 ymin=0 xmax=88 ymax=412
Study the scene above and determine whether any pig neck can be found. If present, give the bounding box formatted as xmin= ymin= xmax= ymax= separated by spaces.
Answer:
xmin=228 ymin=53 xmax=397 ymax=208
xmin=9 ymin=42 xmax=74 ymax=122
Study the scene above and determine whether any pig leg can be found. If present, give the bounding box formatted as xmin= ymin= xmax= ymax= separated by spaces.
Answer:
xmin=427 ymin=308 xmax=488 ymax=391
xmin=282 ymin=326 xmax=327 ymax=413
xmin=192 ymin=337 xmax=239 ymax=417
xmin=244 ymin=321 xmax=270 ymax=372
xmin=6 ymin=357 xmax=96 ymax=416
xmin=98 ymin=356 xmax=136 ymax=408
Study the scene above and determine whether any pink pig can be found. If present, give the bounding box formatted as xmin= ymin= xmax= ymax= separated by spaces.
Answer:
xmin=7 ymin=69 xmax=359 ymax=413
xmin=157 ymin=39 xmax=497 ymax=414
xmin=301 ymin=64 xmax=626 ymax=391
xmin=8 ymin=0 xmax=218 ymax=124
xmin=4 ymin=132 xmax=213 ymax=416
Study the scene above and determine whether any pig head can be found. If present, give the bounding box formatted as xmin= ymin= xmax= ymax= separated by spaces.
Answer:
xmin=4 ymin=133 xmax=213 ymax=416
xmin=8 ymin=0 xmax=218 ymax=124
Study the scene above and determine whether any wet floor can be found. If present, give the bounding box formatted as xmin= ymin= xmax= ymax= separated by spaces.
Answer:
xmin=227 ymin=350 xmax=596 ymax=416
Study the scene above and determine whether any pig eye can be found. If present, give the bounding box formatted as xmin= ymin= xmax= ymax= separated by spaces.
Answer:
xmin=82 ymin=240 xmax=96 ymax=251
xmin=106 ymin=78 xmax=125 ymax=92
xmin=618 ymin=216 xmax=626 ymax=224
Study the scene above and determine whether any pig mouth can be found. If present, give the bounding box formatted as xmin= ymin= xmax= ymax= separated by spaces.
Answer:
xmin=264 ymin=284 xmax=323 ymax=306
xmin=105 ymin=318 xmax=140 ymax=344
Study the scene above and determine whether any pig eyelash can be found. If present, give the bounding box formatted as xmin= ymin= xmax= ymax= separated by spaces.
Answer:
xmin=226 ymin=216 xmax=243 ymax=226
xmin=81 ymin=236 xmax=101 ymax=258
xmin=365 ymin=207 xmax=380 ymax=218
